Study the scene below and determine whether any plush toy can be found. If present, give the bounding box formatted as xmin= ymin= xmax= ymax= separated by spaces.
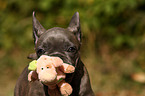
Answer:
xmin=28 ymin=55 xmax=75 ymax=96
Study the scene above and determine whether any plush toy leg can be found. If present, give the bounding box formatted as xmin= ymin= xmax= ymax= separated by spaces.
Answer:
xmin=57 ymin=80 xmax=73 ymax=96
xmin=28 ymin=71 xmax=38 ymax=81
xmin=47 ymin=84 xmax=57 ymax=90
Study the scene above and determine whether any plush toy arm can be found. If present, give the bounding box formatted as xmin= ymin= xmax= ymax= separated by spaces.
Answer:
xmin=28 ymin=71 xmax=38 ymax=81
xmin=59 ymin=63 xmax=75 ymax=73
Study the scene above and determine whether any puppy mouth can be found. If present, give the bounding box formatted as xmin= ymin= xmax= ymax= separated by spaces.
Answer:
xmin=48 ymin=53 xmax=73 ymax=66
xmin=27 ymin=52 xmax=74 ymax=66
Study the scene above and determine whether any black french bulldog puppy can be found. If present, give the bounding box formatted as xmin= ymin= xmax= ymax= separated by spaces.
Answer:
xmin=14 ymin=12 xmax=94 ymax=96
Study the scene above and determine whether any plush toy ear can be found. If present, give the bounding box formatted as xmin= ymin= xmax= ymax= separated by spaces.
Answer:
xmin=28 ymin=60 xmax=37 ymax=71
xmin=52 ymin=57 xmax=63 ymax=67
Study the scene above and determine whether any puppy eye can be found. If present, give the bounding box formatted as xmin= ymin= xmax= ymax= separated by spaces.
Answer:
xmin=67 ymin=47 xmax=77 ymax=53
xmin=37 ymin=49 xmax=45 ymax=56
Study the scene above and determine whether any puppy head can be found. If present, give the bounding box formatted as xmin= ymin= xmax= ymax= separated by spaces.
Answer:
xmin=31 ymin=12 xmax=81 ymax=66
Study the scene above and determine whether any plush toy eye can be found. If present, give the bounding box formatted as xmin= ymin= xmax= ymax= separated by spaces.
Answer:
xmin=46 ymin=65 xmax=50 ymax=69
xmin=41 ymin=68 xmax=44 ymax=70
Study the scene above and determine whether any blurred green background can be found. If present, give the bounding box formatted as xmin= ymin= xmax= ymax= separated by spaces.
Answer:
xmin=0 ymin=0 xmax=145 ymax=96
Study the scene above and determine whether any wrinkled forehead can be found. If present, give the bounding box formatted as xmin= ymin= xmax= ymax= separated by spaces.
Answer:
xmin=37 ymin=27 xmax=79 ymax=45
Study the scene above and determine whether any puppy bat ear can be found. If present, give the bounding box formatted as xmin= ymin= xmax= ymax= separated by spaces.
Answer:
xmin=32 ymin=11 xmax=46 ymax=46
xmin=68 ymin=12 xmax=81 ymax=42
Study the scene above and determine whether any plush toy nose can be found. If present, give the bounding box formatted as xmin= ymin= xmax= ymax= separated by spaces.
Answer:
xmin=38 ymin=69 xmax=57 ymax=84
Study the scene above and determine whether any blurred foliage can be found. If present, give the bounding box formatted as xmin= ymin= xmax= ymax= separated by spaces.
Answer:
xmin=0 ymin=0 xmax=145 ymax=96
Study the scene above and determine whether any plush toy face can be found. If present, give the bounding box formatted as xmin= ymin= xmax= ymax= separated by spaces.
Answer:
xmin=36 ymin=55 xmax=63 ymax=84
xmin=37 ymin=61 xmax=57 ymax=84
